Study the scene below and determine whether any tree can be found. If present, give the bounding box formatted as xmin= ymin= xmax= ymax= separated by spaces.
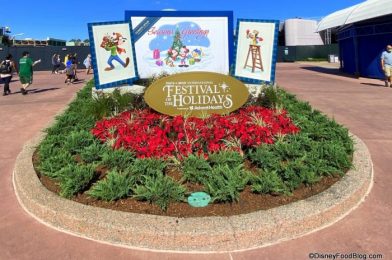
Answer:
xmin=171 ymin=26 xmax=183 ymax=52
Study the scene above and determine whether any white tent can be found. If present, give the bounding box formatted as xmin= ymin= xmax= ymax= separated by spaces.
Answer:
xmin=317 ymin=0 xmax=392 ymax=32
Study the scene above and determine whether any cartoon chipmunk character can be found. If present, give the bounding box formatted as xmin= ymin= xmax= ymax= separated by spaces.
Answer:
xmin=100 ymin=33 xmax=129 ymax=71
xmin=246 ymin=30 xmax=263 ymax=45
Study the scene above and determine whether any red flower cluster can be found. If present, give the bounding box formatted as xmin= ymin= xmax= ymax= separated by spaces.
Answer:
xmin=92 ymin=106 xmax=300 ymax=159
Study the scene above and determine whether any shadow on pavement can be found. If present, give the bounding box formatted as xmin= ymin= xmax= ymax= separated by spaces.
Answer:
xmin=29 ymin=88 xmax=60 ymax=94
xmin=69 ymin=80 xmax=86 ymax=85
xmin=360 ymin=82 xmax=386 ymax=88
xmin=300 ymin=66 xmax=358 ymax=79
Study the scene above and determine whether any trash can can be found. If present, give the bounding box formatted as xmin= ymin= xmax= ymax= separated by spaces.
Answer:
xmin=328 ymin=54 xmax=335 ymax=63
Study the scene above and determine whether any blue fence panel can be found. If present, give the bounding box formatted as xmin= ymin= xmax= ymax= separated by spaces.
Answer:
xmin=357 ymin=34 xmax=390 ymax=79
xmin=339 ymin=38 xmax=356 ymax=75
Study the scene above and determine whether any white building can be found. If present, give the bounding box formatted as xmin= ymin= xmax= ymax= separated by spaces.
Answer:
xmin=284 ymin=19 xmax=324 ymax=46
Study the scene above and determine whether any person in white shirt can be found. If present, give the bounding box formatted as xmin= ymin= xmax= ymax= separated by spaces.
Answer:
xmin=381 ymin=45 xmax=392 ymax=88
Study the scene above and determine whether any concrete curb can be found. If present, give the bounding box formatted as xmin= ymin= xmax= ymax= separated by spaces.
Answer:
xmin=13 ymin=133 xmax=373 ymax=253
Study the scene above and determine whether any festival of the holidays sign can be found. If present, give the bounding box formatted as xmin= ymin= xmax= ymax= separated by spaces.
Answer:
xmin=144 ymin=72 xmax=249 ymax=117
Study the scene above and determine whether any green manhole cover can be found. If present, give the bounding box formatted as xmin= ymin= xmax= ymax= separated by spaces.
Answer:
xmin=187 ymin=192 xmax=211 ymax=207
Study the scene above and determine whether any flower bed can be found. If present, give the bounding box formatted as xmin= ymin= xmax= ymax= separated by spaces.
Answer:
xmin=34 ymin=81 xmax=354 ymax=214
xmin=92 ymin=106 xmax=299 ymax=159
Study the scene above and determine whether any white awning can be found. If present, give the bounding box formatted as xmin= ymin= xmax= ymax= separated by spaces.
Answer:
xmin=317 ymin=0 xmax=392 ymax=32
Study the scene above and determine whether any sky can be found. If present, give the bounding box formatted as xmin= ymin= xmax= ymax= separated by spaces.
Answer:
xmin=0 ymin=0 xmax=364 ymax=41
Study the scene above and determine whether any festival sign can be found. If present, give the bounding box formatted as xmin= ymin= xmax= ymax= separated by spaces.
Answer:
xmin=88 ymin=21 xmax=139 ymax=89
xmin=125 ymin=11 xmax=233 ymax=78
xmin=144 ymin=72 xmax=249 ymax=117
xmin=233 ymin=19 xmax=279 ymax=84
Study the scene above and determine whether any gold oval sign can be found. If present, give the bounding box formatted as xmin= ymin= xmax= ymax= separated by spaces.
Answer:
xmin=144 ymin=72 xmax=249 ymax=117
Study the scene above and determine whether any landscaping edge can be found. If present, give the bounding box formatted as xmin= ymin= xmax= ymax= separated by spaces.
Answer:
xmin=12 ymin=132 xmax=373 ymax=253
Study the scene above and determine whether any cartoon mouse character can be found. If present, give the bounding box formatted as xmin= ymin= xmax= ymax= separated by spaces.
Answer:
xmin=100 ymin=33 xmax=130 ymax=71
xmin=167 ymin=48 xmax=179 ymax=61
xmin=179 ymin=46 xmax=189 ymax=67
xmin=246 ymin=30 xmax=263 ymax=45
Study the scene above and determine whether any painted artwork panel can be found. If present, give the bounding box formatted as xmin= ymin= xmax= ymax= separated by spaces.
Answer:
xmin=234 ymin=20 xmax=279 ymax=84
xmin=88 ymin=22 xmax=138 ymax=88
xmin=126 ymin=12 xmax=232 ymax=78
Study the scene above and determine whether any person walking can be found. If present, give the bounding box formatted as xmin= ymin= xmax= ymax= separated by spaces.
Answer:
xmin=51 ymin=53 xmax=61 ymax=74
xmin=18 ymin=51 xmax=41 ymax=95
xmin=381 ymin=45 xmax=392 ymax=88
xmin=65 ymin=56 xmax=77 ymax=84
xmin=0 ymin=54 xmax=18 ymax=96
xmin=62 ymin=54 xmax=71 ymax=74
xmin=83 ymin=54 xmax=92 ymax=74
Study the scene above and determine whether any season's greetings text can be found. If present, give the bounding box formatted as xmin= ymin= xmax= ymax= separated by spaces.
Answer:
xmin=148 ymin=27 xmax=210 ymax=38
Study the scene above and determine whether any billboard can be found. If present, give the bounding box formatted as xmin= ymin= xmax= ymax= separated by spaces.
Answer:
xmin=125 ymin=11 xmax=233 ymax=78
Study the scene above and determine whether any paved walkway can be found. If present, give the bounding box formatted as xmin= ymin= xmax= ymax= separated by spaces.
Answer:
xmin=0 ymin=64 xmax=391 ymax=259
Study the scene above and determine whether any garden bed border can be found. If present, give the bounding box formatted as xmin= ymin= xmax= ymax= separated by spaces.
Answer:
xmin=13 ymin=132 xmax=373 ymax=252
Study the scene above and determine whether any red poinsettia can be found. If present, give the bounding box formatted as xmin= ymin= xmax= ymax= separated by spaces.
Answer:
xmin=91 ymin=106 xmax=300 ymax=159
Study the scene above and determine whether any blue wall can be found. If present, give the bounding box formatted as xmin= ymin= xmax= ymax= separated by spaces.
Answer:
xmin=339 ymin=38 xmax=356 ymax=75
xmin=338 ymin=18 xmax=392 ymax=79
xmin=357 ymin=34 xmax=390 ymax=78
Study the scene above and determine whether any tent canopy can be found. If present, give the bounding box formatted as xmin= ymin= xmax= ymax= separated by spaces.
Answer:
xmin=317 ymin=0 xmax=392 ymax=32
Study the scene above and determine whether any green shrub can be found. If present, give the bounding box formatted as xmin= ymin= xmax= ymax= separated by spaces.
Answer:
xmin=273 ymin=139 xmax=305 ymax=161
xmin=111 ymin=89 xmax=135 ymax=113
xmin=208 ymin=151 xmax=243 ymax=168
xmin=279 ymin=159 xmax=305 ymax=191
xmin=315 ymin=141 xmax=352 ymax=174
xmin=300 ymin=167 xmax=321 ymax=185
xmin=182 ymin=154 xmax=211 ymax=183
xmin=203 ymin=165 xmax=249 ymax=203
xmin=88 ymin=170 xmax=133 ymax=201
xmin=254 ymin=86 xmax=279 ymax=109
xmin=133 ymin=173 xmax=186 ymax=211
xmin=125 ymin=158 xmax=166 ymax=184
xmin=80 ymin=142 xmax=105 ymax=163
xmin=38 ymin=135 xmax=67 ymax=158
xmin=63 ymin=130 xmax=95 ymax=154
xmin=58 ymin=164 xmax=96 ymax=198
xmin=88 ymin=89 xmax=142 ymax=119
xmin=101 ymin=148 xmax=135 ymax=171
xmin=251 ymin=170 xmax=288 ymax=194
xmin=127 ymin=158 xmax=166 ymax=182
xmin=37 ymin=150 xmax=75 ymax=179
xmin=89 ymin=93 xmax=116 ymax=119
xmin=247 ymin=145 xmax=281 ymax=170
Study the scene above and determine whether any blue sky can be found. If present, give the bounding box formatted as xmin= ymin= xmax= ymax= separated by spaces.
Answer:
xmin=1 ymin=0 xmax=363 ymax=41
